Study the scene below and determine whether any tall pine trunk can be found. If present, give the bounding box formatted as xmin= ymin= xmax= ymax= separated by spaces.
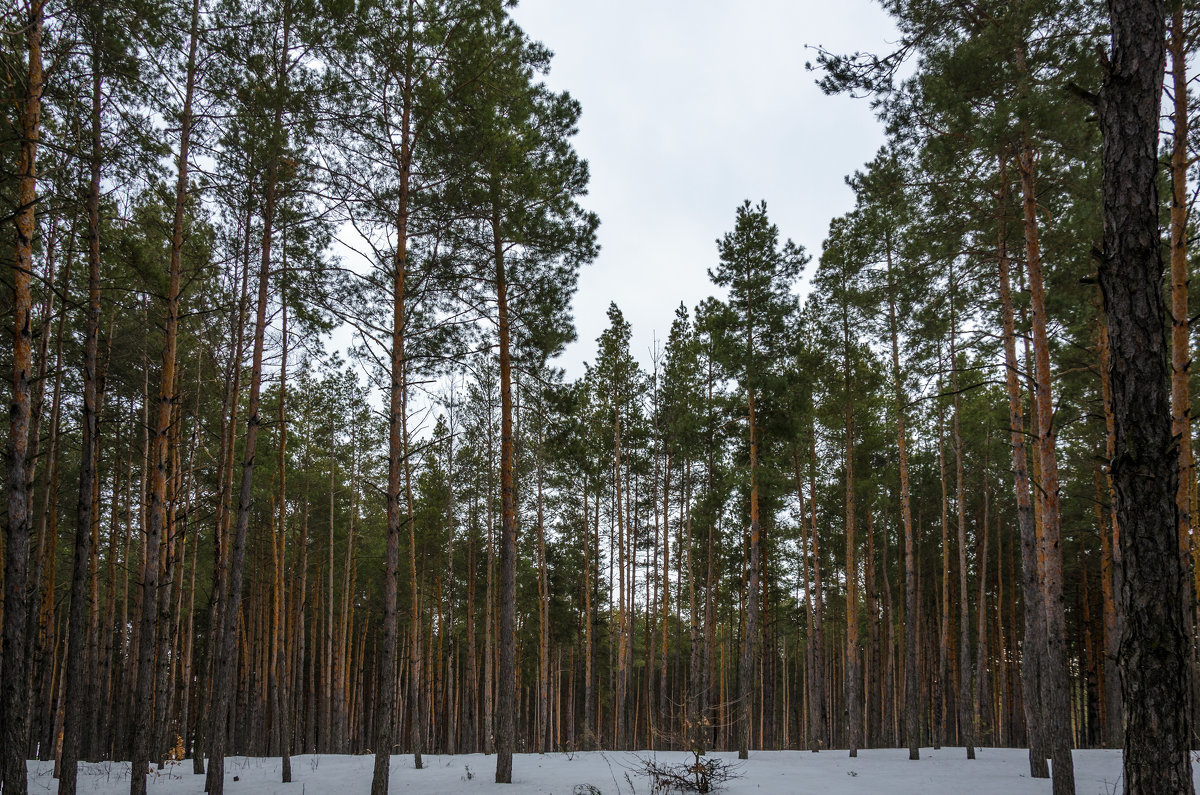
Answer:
xmin=996 ymin=154 xmax=1049 ymax=778
xmin=494 ymin=205 xmax=518 ymax=784
xmin=2 ymin=2 xmax=42 ymax=790
xmin=950 ymin=279 xmax=974 ymax=760
xmin=272 ymin=293 xmax=292 ymax=781
xmin=1168 ymin=3 xmax=1197 ymax=729
xmin=62 ymin=23 xmax=109 ymax=795
xmin=126 ymin=3 xmax=199 ymax=787
xmin=885 ymin=229 xmax=919 ymax=761
xmin=1099 ymin=2 xmax=1194 ymax=790
xmin=738 ymin=388 xmax=762 ymax=760
xmin=843 ymin=304 xmax=861 ymax=758
xmin=205 ymin=10 xmax=286 ymax=782
xmin=1017 ymin=140 xmax=1074 ymax=793
xmin=370 ymin=92 xmax=413 ymax=791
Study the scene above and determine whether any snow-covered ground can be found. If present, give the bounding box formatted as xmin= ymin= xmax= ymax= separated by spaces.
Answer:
xmin=25 ymin=747 xmax=1198 ymax=794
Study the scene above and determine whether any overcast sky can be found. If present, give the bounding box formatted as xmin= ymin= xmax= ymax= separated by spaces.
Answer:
xmin=508 ymin=1 xmax=902 ymax=379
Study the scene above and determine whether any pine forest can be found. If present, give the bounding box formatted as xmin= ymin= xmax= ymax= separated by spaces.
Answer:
xmin=0 ymin=0 xmax=1196 ymax=793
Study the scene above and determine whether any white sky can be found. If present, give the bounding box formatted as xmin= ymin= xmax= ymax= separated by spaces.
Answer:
xmin=509 ymin=0 xmax=902 ymax=379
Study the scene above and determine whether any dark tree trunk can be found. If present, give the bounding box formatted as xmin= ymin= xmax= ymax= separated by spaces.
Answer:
xmin=738 ymin=389 xmax=761 ymax=760
xmin=494 ymin=210 xmax=517 ymax=784
xmin=125 ymin=2 xmax=199 ymax=787
xmin=2 ymin=2 xmax=42 ymax=791
xmin=205 ymin=39 xmax=285 ymax=791
xmin=1017 ymin=140 xmax=1075 ymax=795
xmin=950 ymin=274 xmax=974 ymax=760
xmin=997 ymin=153 xmax=1050 ymax=779
xmin=842 ymin=306 xmax=861 ymax=759
xmin=884 ymin=230 xmax=919 ymax=761
xmin=1099 ymin=1 xmax=1194 ymax=791
xmin=64 ymin=49 xmax=104 ymax=795
xmin=1167 ymin=2 xmax=1198 ymax=736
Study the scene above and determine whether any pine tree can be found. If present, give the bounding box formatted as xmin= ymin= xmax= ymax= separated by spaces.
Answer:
xmin=708 ymin=200 xmax=805 ymax=759
xmin=1098 ymin=0 xmax=1194 ymax=790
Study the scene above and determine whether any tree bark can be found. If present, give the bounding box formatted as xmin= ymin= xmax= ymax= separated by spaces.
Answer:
xmin=1099 ymin=1 xmax=1194 ymax=790
xmin=205 ymin=8 xmax=287 ymax=782
xmin=950 ymin=279 xmax=974 ymax=760
xmin=885 ymin=229 xmax=920 ymax=760
xmin=493 ymin=196 xmax=517 ymax=782
xmin=1168 ymin=2 xmax=1197 ymax=731
xmin=843 ymin=304 xmax=861 ymax=759
xmin=996 ymin=155 xmax=1050 ymax=778
xmin=1017 ymin=139 xmax=1075 ymax=795
xmin=1097 ymin=309 xmax=1124 ymax=748
xmin=738 ymin=388 xmax=762 ymax=759
xmin=2 ymin=2 xmax=42 ymax=790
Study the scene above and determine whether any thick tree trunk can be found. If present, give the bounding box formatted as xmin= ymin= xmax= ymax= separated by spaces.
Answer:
xmin=1099 ymin=2 xmax=1194 ymax=791
xmin=2 ymin=3 xmax=42 ymax=791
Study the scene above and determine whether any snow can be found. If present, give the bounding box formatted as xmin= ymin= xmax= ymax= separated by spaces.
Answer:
xmin=25 ymin=747 xmax=1197 ymax=794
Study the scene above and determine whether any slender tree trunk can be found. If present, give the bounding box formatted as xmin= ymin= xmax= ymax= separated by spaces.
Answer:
xmin=842 ymin=308 xmax=861 ymax=758
xmin=206 ymin=11 xmax=287 ymax=784
xmin=1017 ymin=139 xmax=1075 ymax=794
xmin=193 ymin=242 xmax=250 ymax=775
xmin=975 ymin=435 xmax=992 ymax=748
xmin=1099 ymin=2 xmax=1194 ymax=790
xmin=738 ymin=388 xmax=762 ymax=759
xmin=371 ymin=99 xmax=413 ymax=791
xmin=272 ymin=292 xmax=292 ymax=781
xmin=402 ymin=362 xmax=424 ymax=768
xmin=494 ymin=201 xmax=517 ymax=783
xmin=484 ymin=410 xmax=496 ymax=756
xmin=1097 ymin=308 xmax=1125 ymax=749
xmin=936 ymin=360 xmax=950 ymax=751
xmin=1168 ymin=3 xmax=1197 ymax=731
xmin=536 ymin=422 xmax=550 ymax=753
xmin=807 ymin=434 xmax=828 ymax=752
xmin=997 ymin=154 xmax=1049 ymax=778
xmin=950 ymin=282 xmax=974 ymax=760
xmin=63 ymin=24 xmax=109 ymax=795
xmin=885 ymin=230 xmax=920 ymax=760
xmin=127 ymin=6 xmax=201 ymax=786
xmin=614 ymin=394 xmax=628 ymax=750
xmin=583 ymin=480 xmax=595 ymax=750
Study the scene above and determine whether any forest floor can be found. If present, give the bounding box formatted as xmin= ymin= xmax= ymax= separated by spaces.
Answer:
xmin=25 ymin=747 xmax=1199 ymax=794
